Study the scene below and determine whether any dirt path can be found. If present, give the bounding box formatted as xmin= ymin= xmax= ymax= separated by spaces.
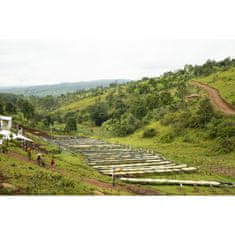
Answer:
xmin=6 ymin=151 xmax=161 ymax=195
xmin=192 ymin=81 xmax=235 ymax=115
xmin=84 ymin=178 xmax=160 ymax=195
xmin=8 ymin=151 xmax=35 ymax=163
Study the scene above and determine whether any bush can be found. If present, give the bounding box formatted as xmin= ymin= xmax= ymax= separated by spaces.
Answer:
xmin=160 ymin=132 xmax=176 ymax=143
xmin=208 ymin=119 xmax=235 ymax=139
xmin=182 ymin=134 xmax=195 ymax=143
xmin=143 ymin=128 xmax=157 ymax=138
xmin=215 ymin=137 xmax=235 ymax=153
xmin=103 ymin=113 xmax=141 ymax=137
xmin=160 ymin=113 xmax=176 ymax=126
xmin=48 ymin=147 xmax=62 ymax=154
xmin=87 ymin=102 xmax=109 ymax=126
xmin=153 ymin=107 xmax=168 ymax=121
xmin=64 ymin=117 xmax=77 ymax=132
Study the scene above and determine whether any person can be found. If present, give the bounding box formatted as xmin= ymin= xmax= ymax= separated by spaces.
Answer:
xmin=37 ymin=154 xmax=41 ymax=166
xmin=50 ymin=158 xmax=55 ymax=170
xmin=27 ymin=147 xmax=32 ymax=161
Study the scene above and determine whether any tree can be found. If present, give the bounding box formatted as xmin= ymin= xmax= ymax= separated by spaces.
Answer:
xmin=39 ymin=95 xmax=57 ymax=111
xmin=5 ymin=102 xmax=16 ymax=114
xmin=159 ymin=91 xmax=173 ymax=106
xmin=0 ymin=103 xmax=4 ymax=114
xmin=130 ymin=99 xmax=147 ymax=119
xmin=176 ymin=82 xmax=187 ymax=99
xmin=20 ymin=101 xmax=35 ymax=120
xmin=196 ymin=99 xmax=214 ymax=127
xmin=116 ymin=113 xmax=140 ymax=136
xmin=43 ymin=115 xmax=54 ymax=127
xmin=64 ymin=117 xmax=77 ymax=132
xmin=88 ymin=102 xmax=109 ymax=126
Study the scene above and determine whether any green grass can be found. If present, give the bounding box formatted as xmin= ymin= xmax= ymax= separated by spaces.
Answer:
xmin=196 ymin=67 xmax=235 ymax=105
xmin=0 ymin=141 xmax=131 ymax=195
xmin=87 ymin=119 xmax=235 ymax=195
xmin=55 ymin=94 xmax=106 ymax=113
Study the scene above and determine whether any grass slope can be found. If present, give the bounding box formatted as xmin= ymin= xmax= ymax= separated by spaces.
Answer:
xmin=0 ymin=140 xmax=130 ymax=195
xmin=103 ymin=121 xmax=235 ymax=195
xmin=196 ymin=67 xmax=235 ymax=105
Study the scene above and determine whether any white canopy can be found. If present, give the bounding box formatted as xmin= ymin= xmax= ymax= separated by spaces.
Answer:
xmin=14 ymin=134 xmax=33 ymax=142
xmin=0 ymin=130 xmax=33 ymax=142
xmin=0 ymin=115 xmax=12 ymax=121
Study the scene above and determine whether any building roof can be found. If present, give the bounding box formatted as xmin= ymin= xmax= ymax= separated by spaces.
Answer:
xmin=0 ymin=115 xmax=12 ymax=121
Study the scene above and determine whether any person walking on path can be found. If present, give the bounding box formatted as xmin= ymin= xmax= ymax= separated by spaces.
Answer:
xmin=27 ymin=147 xmax=32 ymax=161
xmin=50 ymin=158 xmax=55 ymax=171
xmin=37 ymin=153 xmax=42 ymax=166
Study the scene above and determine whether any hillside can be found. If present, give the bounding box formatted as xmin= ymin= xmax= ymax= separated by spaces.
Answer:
xmin=0 ymin=131 xmax=154 ymax=195
xmin=0 ymin=79 xmax=130 ymax=97
xmin=43 ymin=58 xmax=235 ymax=194
xmin=1 ymin=57 xmax=235 ymax=195
xmin=195 ymin=67 xmax=235 ymax=105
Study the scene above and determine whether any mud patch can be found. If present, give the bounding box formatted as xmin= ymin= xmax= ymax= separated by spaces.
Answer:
xmin=84 ymin=178 xmax=160 ymax=195
xmin=210 ymin=167 xmax=235 ymax=177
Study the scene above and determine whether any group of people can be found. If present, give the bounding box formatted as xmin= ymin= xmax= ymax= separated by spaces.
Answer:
xmin=26 ymin=146 xmax=55 ymax=170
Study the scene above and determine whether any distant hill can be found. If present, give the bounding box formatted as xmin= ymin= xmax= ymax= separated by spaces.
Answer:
xmin=0 ymin=79 xmax=130 ymax=97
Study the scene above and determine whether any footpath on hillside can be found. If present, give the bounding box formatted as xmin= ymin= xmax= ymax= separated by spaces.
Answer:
xmin=192 ymin=81 xmax=235 ymax=115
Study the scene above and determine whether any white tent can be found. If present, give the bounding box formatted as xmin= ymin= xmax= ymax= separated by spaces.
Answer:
xmin=0 ymin=128 xmax=33 ymax=143
xmin=0 ymin=115 xmax=33 ymax=144
xmin=14 ymin=134 xmax=33 ymax=142
xmin=0 ymin=115 xmax=12 ymax=130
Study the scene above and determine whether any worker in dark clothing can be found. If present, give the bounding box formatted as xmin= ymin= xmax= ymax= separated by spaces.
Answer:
xmin=50 ymin=158 xmax=55 ymax=170
xmin=37 ymin=154 xmax=42 ymax=166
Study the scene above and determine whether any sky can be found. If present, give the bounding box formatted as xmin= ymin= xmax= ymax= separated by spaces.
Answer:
xmin=0 ymin=39 xmax=235 ymax=87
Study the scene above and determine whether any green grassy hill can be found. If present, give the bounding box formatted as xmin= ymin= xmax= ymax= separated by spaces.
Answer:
xmin=196 ymin=67 xmax=235 ymax=105
xmin=0 ymin=138 xmax=132 ymax=195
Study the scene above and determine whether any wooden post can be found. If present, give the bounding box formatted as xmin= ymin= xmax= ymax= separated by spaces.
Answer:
xmin=112 ymin=166 xmax=115 ymax=187
xmin=50 ymin=124 xmax=53 ymax=136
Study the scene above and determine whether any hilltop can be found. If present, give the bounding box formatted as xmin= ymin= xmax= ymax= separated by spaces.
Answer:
xmin=0 ymin=79 xmax=130 ymax=97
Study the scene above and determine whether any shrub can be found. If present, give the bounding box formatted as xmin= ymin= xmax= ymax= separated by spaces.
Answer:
xmin=64 ymin=117 xmax=77 ymax=132
xmin=215 ymin=137 xmax=235 ymax=153
xmin=87 ymin=102 xmax=109 ymax=126
xmin=160 ymin=113 xmax=176 ymax=126
xmin=182 ymin=134 xmax=195 ymax=143
xmin=143 ymin=128 xmax=157 ymax=138
xmin=208 ymin=119 xmax=235 ymax=139
xmin=152 ymin=107 xmax=168 ymax=121
xmin=103 ymin=113 xmax=141 ymax=137
xmin=160 ymin=132 xmax=175 ymax=143
xmin=48 ymin=147 xmax=62 ymax=154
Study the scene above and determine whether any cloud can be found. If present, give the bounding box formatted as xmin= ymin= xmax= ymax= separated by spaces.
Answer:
xmin=0 ymin=39 xmax=235 ymax=87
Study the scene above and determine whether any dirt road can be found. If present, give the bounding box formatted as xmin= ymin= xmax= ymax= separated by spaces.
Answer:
xmin=192 ymin=81 xmax=235 ymax=115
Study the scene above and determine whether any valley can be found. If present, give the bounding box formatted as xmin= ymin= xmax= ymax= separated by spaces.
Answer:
xmin=1 ymin=57 xmax=235 ymax=195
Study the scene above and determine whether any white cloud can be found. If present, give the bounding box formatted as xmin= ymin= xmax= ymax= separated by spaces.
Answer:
xmin=0 ymin=39 xmax=235 ymax=87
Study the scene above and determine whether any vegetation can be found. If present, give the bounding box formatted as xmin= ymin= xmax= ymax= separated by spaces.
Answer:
xmin=0 ymin=79 xmax=129 ymax=97
xmin=195 ymin=66 xmax=235 ymax=105
xmin=0 ymin=139 xmax=130 ymax=195
xmin=1 ymin=57 xmax=235 ymax=195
